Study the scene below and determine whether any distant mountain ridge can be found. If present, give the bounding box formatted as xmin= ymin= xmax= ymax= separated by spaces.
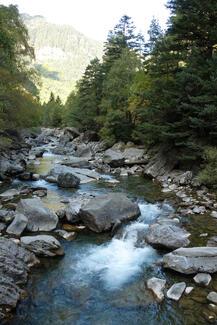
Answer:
xmin=22 ymin=14 xmax=103 ymax=102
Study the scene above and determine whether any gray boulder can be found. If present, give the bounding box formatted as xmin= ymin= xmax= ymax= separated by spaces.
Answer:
xmin=80 ymin=193 xmax=140 ymax=232
xmin=6 ymin=213 xmax=28 ymax=236
xmin=57 ymin=172 xmax=80 ymax=188
xmin=145 ymin=223 xmax=190 ymax=250
xmin=146 ymin=277 xmax=166 ymax=302
xmin=60 ymin=157 xmax=90 ymax=168
xmin=21 ymin=235 xmax=64 ymax=257
xmin=16 ymin=198 xmax=58 ymax=232
xmin=163 ymin=247 xmax=217 ymax=274
xmin=48 ymin=165 xmax=101 ymax=184
xmin=167 ymin=282 xmax=186 ymax=301
xmin=103 ymin=149 xmax=125 ymax=167
xmin=0 ymin=238 xmax=38 ymax=320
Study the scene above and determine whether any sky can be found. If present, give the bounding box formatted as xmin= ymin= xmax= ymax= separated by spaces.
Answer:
xmin=0 ymin=0 xmax=170 ymax=41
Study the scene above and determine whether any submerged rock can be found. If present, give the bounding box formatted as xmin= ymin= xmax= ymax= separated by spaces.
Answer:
xmin=145 ymin=223 xmax=190 ymax=250
xmin=146 ymin=277 xmax=166 ymax=302
xmin=167 ymin=282 xmax=186 ymax=301
xmin=16 ymin=198 xmax=58 ymax=232
xmin=193 ymin=273 xmax=212 ymax=286
xmin=163 ymin=247 xmax=217 ymax=274
xmin=80 ymin=193 xmax=140 ymax=233
xmin=207 ymin=292 xmax=217 ymax=304
xmin=21 ymin=235 xmax=64 ymax=257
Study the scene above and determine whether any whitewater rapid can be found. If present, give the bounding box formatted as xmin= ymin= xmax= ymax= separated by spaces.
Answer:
xmin=70 ymin=202 xmax=173 ymax=290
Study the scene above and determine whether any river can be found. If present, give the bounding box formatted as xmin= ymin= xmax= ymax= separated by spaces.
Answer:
xmin=5 ymin=153 xmax=217 ymax=325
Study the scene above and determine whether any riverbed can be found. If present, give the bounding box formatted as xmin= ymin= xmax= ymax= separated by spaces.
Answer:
xmin=4 ymin=153 xmax=217 ymax=325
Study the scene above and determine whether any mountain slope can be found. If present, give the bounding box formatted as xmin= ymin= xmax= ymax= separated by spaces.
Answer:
xmin=23 ymin=14 xmax=103 ymax=102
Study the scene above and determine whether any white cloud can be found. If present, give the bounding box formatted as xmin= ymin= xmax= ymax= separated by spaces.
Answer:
xmin=0 ymin=0 xmax=169 ymax=40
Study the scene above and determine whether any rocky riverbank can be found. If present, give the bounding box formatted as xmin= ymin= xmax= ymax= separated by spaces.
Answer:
xmin=1 ymin=127 xmax=217 ymax=323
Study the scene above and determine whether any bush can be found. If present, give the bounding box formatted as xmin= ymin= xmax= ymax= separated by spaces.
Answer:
xmin=198 ymin=146 xmax=217 ymax=188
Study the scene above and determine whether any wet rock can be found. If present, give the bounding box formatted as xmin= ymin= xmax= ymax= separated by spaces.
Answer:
xmin=0 ymin=237 xmax=38 ymax=319
xmin=0 ymin=189 xmax=20 ymax=202
xmin=167 ymin=282 xmax=186 ymax=301
xmin=33 ymin=189 xmax=47 ymax=197
xmin=57 ymin=172 xmax=80 ymax=188
xmin=103 ymin=149 xmax=125 ymax=167
xmin=211 ymin=211 xmax=217 ymax=218
xmin=145 ymin=223 xmax=190 ymax=250
xmin=54 ymin=229 xmax=76 ymax=241
xmin=6 ymin=213 xmax=28 ymax=236
xmin=207 ymin=236 xmax=217 ymax=247
xmin=16 ymin=198 xmax=58 ymax=232
xmin=163 ymin=247 xmax=217 ymax=274
xmin=32 ymin=173 xmax=40 ymax=181
xmin=194 ymin=273 xmax=212 ymax=286
xmin=18 ymin=172 xmax=32 ymax=181
xmin=185 ymin=286 xmax=194 ymax=295
xmin=146 ymin=277 xmax=166 ymax=302
xmin=48 ymin=164 xmax=101 ymax=184
xmin=207 ymin=292 xmax=217 ymax=304
xmin=193 ymin=206 xmax=206 ymax=214
xmin=60 ymin=157 xmax=90 ymax=168
xmin=21 ymin=235 xmax=64 ymax=257
xmin=55 ymin=208 xmax=66 ymax=219
xmin=0 ymin=209 xmax=15 ymax=223
xmin=80 ymin=193 xmax=140 ymax=233
xmin=62 ymin=224 xmax=86 ymax=232
xmin=0 ymin=222 xmax=6 ymax=232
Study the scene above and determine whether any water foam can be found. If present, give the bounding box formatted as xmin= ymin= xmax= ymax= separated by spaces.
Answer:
xmin=71 ymin=202 xmax=171 ymax=290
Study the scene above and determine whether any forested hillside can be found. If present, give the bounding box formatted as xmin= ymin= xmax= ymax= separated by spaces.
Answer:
xmin=23 ymin=14 xmax=103 ymax=102
xmin=63 ymin=1 xmax=217 ymax=187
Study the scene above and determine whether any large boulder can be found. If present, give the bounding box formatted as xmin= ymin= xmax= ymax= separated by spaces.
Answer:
xmin=6 ymin=213 xmax=28 ymax=236
xmin=57 ymin=172 xmax=80 ymax=188
xmin=60 ymin=157 xmax=90 ymax=168
xmin=0 ymin=238 xmax=38 ymax=320
xmin=48 ymin=165 xmax=101 ymax=184
xmin=20 ymin=235 xmax=64 ymax=257
xmin=79 ymin=193 xmax=140 ymax=232
xmin=103 ymin=149 xmax=125 ymax=167
xmin=145 ymin=223 xmax=190 ymax=250
xmin=16 ymin=198 xmax=58 ymax=232
xmin=163 ymin=247 xmax=217 ymax=274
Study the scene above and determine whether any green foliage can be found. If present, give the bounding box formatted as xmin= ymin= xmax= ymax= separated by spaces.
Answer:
xmin=42 ymin=92 xmax=63 ymax=127
xmin=198 ymin=147 xmax=217 ymax=188
xmin=65 ymin=15 xmax=144 ymax=144
xmin=0 ymin=5 xmax=41 ymax=129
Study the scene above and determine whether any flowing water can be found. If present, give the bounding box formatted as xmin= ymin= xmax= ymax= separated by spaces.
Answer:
xmin=4 ymin=153 xmax=217 ymax=325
